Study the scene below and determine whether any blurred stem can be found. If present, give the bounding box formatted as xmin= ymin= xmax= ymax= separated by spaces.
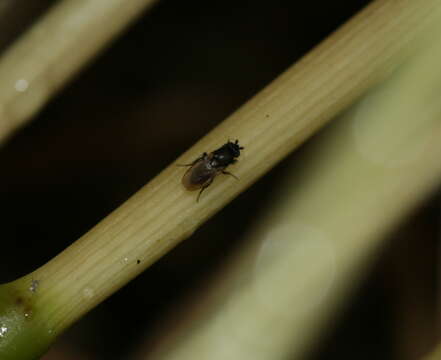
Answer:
xmin=1 ymin=0 xmax=441 ymax=359
xmin=0 ymin=0 xmax=159 ymax=144
xmin=144 ymin=22 xmax=441 ymax=360
xmin=424 ymin=346 xmax=441 ymax=360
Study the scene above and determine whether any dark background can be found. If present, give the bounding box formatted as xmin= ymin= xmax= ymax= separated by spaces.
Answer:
xmin=0 ymin=0 xmax=439 ymax=359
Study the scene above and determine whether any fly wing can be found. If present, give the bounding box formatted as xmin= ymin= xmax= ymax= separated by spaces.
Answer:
xmin=190 ymin=161 xmax=214 ymax=185
xmin=182 ymin=160 xmax=215 ymax=190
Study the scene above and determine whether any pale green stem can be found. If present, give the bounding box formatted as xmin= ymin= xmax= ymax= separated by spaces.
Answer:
xmin=143 ymin=26 xmax=441 ymax=360
xmin=0 ymin=0 xmax=158 ymax=144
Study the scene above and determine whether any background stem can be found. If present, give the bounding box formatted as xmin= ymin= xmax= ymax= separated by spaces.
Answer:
xmin=0 ymin=0 xmax=158 ymax=144
xmin=141 ymin=30 xmax=441 ymax=359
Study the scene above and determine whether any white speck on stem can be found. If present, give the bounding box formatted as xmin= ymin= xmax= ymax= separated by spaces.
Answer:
xmin=82 ymin=287 xmax=94 ymax=299
xmin=14 ymin=79 xmax=29 ymax=92
xmin=29 ymin=279 xmax=39 ymax=293
xmin=0 ymin=326 xmax=8 ymax=337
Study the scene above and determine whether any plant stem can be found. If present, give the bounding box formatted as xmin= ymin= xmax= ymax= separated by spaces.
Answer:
xmin=0 ymin=0 xmax=158 ymax=144
xmin=142 ymin=22 xmax=441 ymax=360
xmin=424 ymin=346 xmax=441 ymax=360
xmin=1 ymin=0 xmax=440 ymax=358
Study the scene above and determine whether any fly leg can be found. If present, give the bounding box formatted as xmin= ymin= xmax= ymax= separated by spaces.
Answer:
xmin=197 ymin=176 xmax=214 ymax=202
xmin=222 ymin=171 xmax=238 ymax=180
